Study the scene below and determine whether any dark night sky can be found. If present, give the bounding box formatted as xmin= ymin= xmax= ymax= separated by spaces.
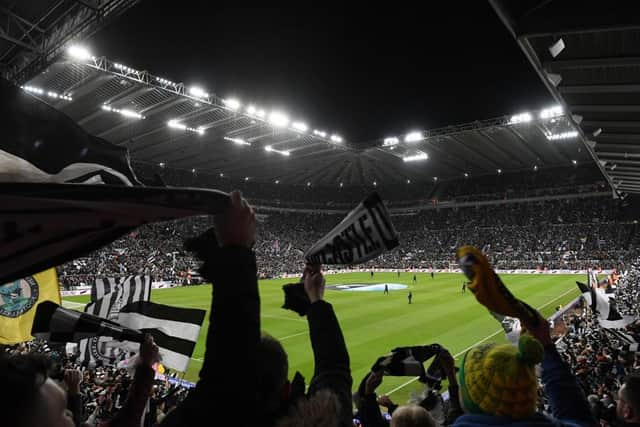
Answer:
xmin=87 ymin=1 xmax=553 ymax=145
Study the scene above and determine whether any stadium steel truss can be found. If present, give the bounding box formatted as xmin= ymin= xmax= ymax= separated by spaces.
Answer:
xmin=8 ymin=1 xmax=596 ymax=188
xmin=492 ymin=0 xmax=640 ymax=196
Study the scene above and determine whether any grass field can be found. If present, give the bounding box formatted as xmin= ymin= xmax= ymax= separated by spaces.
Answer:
xmin=64 ymin=272 xmax=580 ymax=403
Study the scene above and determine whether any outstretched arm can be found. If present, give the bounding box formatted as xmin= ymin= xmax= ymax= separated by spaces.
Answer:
xmin=305 ymin=264 xmax=353 ymax=426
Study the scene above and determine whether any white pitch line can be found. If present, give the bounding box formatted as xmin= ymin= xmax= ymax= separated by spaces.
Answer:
xmin=382 ymin=286 xmax=578 ymax=396
xmin=262 ymin=314 xmax=308 ymax=323
xmin=61 ymin=300 xmax=87 ymax=309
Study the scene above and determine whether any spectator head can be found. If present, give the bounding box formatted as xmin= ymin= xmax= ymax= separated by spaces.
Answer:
xmin=0 ymin=353 xmax=74 ymax=427
xmin=257 ymin=332 xmax=289 ymax=415
xmin=457 ymin=334 xmax=544 ymax=419
xmin=617 ymin=374 xmax=640 ymax=423
xmin=390 ymin=405 xmax=436 ymax=427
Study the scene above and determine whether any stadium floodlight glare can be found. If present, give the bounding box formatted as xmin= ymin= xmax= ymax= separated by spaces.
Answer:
xmin=464 ymin=172 xmax=469 ymax=178
xmin=307 ymin=182 xmax=311 ymax=187
xmin=404 ymin=131 xmax=423 ymax=143
xmin=275 ymin=180 xmax=280 ymax=184
xmin=167 ymin=120 xmax=204 ymax=134
xmin=223 ymin=98 xmax=241 ymax=111
xmin=102 ymin=104 xmax=144 ymax=119
xmin=402 ymin=152 xmax=429 ymax=162
xmin=373 ymin=181 xmax=377 ymax=186
xmin=433 ymin=176 xmax=438 ymax=182
xmin=22 ymin=85 xmax=73 ymax=101
xmin=67 ymin=45 xmax=92 ymax=60
xmin=383 ymin=137 xmax=399 ymax=146
xmin=572 ymin=159 xmax=578 ymax=165
xmin=245 ymin=177 xmax=249 ymax=181
xmin=313 ymin=129 xmax=327 ymax=138
xmin=533 ymin=165 xmax=539 ymax=171
xmin=292 ymin=121 xmax=308 ymax=132
xmin=264 ymin=145 xmax=290 ymax=156
xmin=219 ymin=172 xmax=224 ymax=177
xmin=159 ymin=162 xmax=165 ymax=167
xmin=223 ymin=136 xmax=251 ymax=146
xmin=330 ymin=134 xmax=343 ymax=143
xmin=268 ymin=111 xmax=290 ymax=128
xmin=339 ymin=182 xmax=344 ymax=188
xmin=406 ymin=179 xmax=411 ymax=184
xmin=546 ymin=130 xmax=579 ymax=141
xmin=256 ymin=109 xmax=266 ymax=118
xmin=509 ymin=112 xmax=533 ymax=124
xmin=539 ymin=105 xmax=563 ymax=119
xmin=497 ymin=169 xmax=502 ymax=174
xmin=246 ymin=105 xmax=256 ymax=115
xmin=188 ymin=86 xmax=208 ymax=99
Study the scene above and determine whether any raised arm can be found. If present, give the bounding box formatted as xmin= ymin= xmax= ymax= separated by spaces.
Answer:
xmin=304 ymin=264 xmax=353 ymax=426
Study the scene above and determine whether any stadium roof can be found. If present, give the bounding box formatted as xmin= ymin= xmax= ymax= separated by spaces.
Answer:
xmin=491 ymin=0 xmax=640 ymax=195
xmin=0 ymin=1 xmax=139 ymax=83
xmin=23 ymin=46 xmax=592 ymax=187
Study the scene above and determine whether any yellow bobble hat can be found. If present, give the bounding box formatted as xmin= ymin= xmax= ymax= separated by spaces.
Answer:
xmin=458 ymin=334 xmax=544 ymax=419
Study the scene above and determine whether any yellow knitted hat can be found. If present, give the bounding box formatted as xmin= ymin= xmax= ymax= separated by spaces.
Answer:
xmin=458 ymin=334 xmax=544 ymax=419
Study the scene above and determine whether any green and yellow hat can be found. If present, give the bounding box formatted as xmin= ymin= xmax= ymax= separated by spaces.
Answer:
xmin=458 ymin=334 xmax=543 ymax=419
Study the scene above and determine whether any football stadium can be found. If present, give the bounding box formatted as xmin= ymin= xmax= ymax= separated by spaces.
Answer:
xmin=2 ymin=2 xmax=640 ymax=427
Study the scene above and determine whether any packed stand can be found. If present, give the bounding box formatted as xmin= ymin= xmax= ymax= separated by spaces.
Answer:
xmin=58 ymin=196 xmax=639 ymax=284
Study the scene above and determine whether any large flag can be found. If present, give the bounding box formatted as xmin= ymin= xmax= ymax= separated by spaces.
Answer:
xmin=0 ymin=77 xmax=231 ymax=285
xmin=113 ymin=301 xmax=206 ymax=371
xmin=91 ymin=277 xmax=121 ymax=302
xmin=0 ymin=269 xmax=61 ymax=344
xmin=576 ymin=281 xmax=635 ymax=328
xmin=79 ymin=276 xmax=151 ymax=366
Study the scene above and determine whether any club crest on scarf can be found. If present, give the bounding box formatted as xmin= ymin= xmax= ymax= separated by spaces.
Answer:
xmin=0 ymin=277 xmax=39 ymax=317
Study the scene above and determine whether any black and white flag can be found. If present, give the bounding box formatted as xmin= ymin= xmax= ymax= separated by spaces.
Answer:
xmin=91 ymin=277 xmax=120 ymax=302
xmin=80 ymin=276 xmax=151 ymax=366
xmin=112 ymin=301 xmax=206 ymax=372
xmin=305 ymin=192 xmax=399 ymax=265
xmin=577 ymin=281 xmax=635 ymax=328
xmin=0 ymin=77 xmax=231 ymax=285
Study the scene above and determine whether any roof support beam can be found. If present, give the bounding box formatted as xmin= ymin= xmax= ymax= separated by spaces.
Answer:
xmin=544 ymin=56 xmax=640 ymax=71
xmin=572 ymin=105 xmax=640 ymax=113
xmin=560 ymin=84 xmax=640 ymax=94
xmin=582 ymin=121 xmax=640 ymax=129
xmin=597 ymin=152 xmax=640 ymax=159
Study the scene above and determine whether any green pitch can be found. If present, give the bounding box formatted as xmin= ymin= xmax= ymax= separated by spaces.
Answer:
xmin=63 ymin=272 xmax=580 ymax=404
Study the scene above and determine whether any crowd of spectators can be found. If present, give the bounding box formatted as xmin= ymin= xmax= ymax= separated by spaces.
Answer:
xmin=4 ymin=190 xmax=640 ymax=427
xmin=1 ymin=340 xmax=191 ymax=426
xmin=58 ymin=195 xmax=639 ymax=285
xmin=551 ymin=266 xmax=640 ymax=426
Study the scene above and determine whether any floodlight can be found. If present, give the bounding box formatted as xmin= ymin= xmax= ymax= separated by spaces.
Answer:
xmin=339 ymin=182 xmax=343 ymax=187
xmin=497 ymin=169 xmax=502 ymax=174
xmin=539 ymin=105 xmax=563 ymax=119
xmin=373 ymin=181 xmax=377 ymax=186
xmin=223 ymin=136 xmax=251 ymax=146
xmin=275 ymin=180 xmax=280 ymax=184
xmin=509 ymin=112 xmax=533 ymax=124
xmin=292 ymin=121 xmax=308 ymax=132
xmin=464 ymin=173 xmax=469 ymax=178
xmin=256 ymin=109 xmax=266 ymax=118
xmin=68 ymin=45 xmax=92 ymax=60
xmin=546 ymin=131 xmax=578 ymax=140
xmin=120 ymin=109 xmax=143 ymax=119
xmin=159 ymin=162 xmax=165 ymax=167
xmin=167 ymin=120 xmax=187 ymax=130
xmin=191 ymin=168 xmax=196 ymax=173
xmin=404 ymin=131 xmax=423 ymax=143
xmin=245 ymin=177 xmax=249 ymax=181
xmin=533 ymin=165 xmax=538 ymax=171
xmin=313 ymin=130 xmax=327 ymax=138
xmin=406 ymin=179 xmax=411 ymax=184
xmin=572 ymin=159 xmax=577 ymax=165
xmin=383 ymin=137 xmax=399 ymax=146
xmin=246 ymin=105 xmax=256 ymax=115
xmin=265 ymin=145 xmax=273 ymax=152
xmin=269 ymin=111 xmax=289 ymax=127
xmin=188 ymin=86 xmax=208 ymax=98
xmin=307 ymin=182 xmax=311 ymax=187
xmin=330 ymin=134 xmax=343 ymax=143
xmin=402 ymin=152 xmax=428 ymax=162
xmin=223 ymin=98 xmax=241 ymax=111
xmin=433 ymin=176 xmax=438 ymax=181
